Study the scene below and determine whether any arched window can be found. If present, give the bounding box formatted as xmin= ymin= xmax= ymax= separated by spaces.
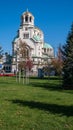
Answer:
xmin=25 ymin=15 xmax=28 ymax=22
xmin=30 ymin=16 xmax=32 ymax=22
xmin=44 ymin=48 xmax=46 ymax=53
xmin=47 ymin=48 xmax=49 ymax=52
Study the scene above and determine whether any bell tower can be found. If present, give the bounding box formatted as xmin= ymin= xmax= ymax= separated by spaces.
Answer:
xmin=21 ymin=9 xmax=34 ymax=27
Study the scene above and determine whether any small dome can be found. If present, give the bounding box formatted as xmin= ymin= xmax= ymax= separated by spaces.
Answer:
xmin=22 ymin=10 xmax=34 ymax=18
xmin=44 ymin=43 xmax=53 ymax=49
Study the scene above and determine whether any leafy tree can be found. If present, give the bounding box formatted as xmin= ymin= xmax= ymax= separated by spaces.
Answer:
xmin=43 ymin=63 xmax=51 ymax=77
xmin=62 ymin=23 xmax=73 ymax=89
xmin=51 ymin=45 xmax=63 ymax=76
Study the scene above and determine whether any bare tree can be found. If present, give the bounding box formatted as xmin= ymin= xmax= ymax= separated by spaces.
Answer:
xmin=17 ymin=39 xmax=33 ymax=84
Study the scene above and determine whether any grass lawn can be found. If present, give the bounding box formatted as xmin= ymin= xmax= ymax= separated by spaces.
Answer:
xmin=0 ymin=76 xmax=73 ymax=130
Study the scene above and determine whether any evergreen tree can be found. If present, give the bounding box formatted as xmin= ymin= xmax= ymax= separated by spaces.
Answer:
xmin=62 ymin=23 xmax=73 ymax=89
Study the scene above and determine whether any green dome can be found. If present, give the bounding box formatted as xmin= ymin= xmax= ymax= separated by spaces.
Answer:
xmin=44 ymin=43 xmax=53 ymax=49
xmin=33 ymin=35 xmax=40 ymax=41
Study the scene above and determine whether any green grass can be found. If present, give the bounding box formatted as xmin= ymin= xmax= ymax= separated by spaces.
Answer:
xmin=0 ymin=76 xmax=73 ymax=130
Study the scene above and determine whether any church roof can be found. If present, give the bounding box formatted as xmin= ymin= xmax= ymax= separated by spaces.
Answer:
xmin=22 ymin=10 xmax=34 ymax=18
xmin=43 ymin=43 xmax=53 ymax=49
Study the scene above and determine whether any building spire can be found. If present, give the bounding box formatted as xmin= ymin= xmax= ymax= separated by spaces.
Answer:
xmin=26 ymin=8 xmax=28 ymax=12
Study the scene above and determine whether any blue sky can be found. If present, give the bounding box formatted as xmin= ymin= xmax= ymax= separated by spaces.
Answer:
xmin=0 ymin=0 xmax=73 ymax=54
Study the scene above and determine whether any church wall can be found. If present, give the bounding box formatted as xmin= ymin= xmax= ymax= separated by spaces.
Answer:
xmin=12 ymin=10 xmax=54 ymax=74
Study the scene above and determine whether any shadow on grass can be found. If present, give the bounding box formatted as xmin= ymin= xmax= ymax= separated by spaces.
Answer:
xmin=30 ymin=81 xmax=62 ymax=92
xmin=9 ymin=99 xmax=73 ymax=117
xmin=30 ymin=76 xmax=63 ymax=92
xmin=30 ymin=76 xmax=62 ymax=80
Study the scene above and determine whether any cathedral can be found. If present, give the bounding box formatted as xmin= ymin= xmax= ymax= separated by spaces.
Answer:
xmin=12 ymin=10 xmax=54 ymax=73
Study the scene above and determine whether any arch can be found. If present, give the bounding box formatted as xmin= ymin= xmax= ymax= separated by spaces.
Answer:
xmin=25 ymin=15 xmax=28 ymax=22
xmin=30 ymin=16 xmax=32 ymax=22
